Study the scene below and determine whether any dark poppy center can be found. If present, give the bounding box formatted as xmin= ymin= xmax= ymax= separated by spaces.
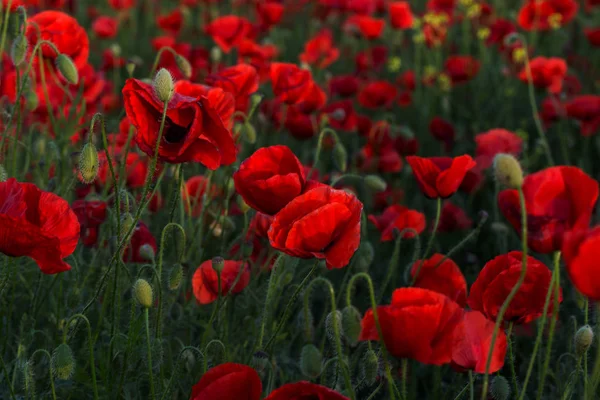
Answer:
xmin=163 ymin=117 xmax=192 ymax=144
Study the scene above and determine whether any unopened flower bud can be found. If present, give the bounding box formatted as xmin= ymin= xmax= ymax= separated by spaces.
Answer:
xmin=333 ymin=143 xmax=347 ymax=173
xmin=119 ymin=212 xmax=134 ymax=240
xmin=575 ymin=325 xmax=594 ymax=358
xmin=168 ymin=263 xmax=184 ymax=291
xmin=126 ymin=61 xmax=136 ymax=77
xmin=25 ymin=90 xmax=38 ymax=110
xmin=242 ymin=122 xmax=257 ymax=144
xmin=250 ymin=93 xmax=263 ymax=108
xmin=325 ymin=310 xmax=343 ymax=343
xmin=361 ymin=349 xmax=379 ymax=386
xmin=493 ymin=154 xmax=523 ymax=189
xmin=0 ymin=164 xmax=7 ymax=182
xmin=139 ymin=244 xmax=155 ymax=262
xmin=490 ymin=375 xmax=511 ymax=400
xmin=237 ymin=196 xmax=251 ymax=214
xmin=341 ymin=306 xmax=362 ymax=347
xmin=153 ymin=68 xmax=174 ymax=103
xmin=52 ymin=343 xmax=75 ymax=380
xmin=252 ymin=351 xmax=269 ymax=374
xmin=133 ymin=279 xmax=153 ymax=308
xmin=355 ymin=241 xmax=374 ymax=272
xmin=364 ymin=174 xmax=387 ymax=192
xmin=210 ymin=46 xmax=222 ymax=63
xmin=175 ymin=54 xmax=192 ymax=79
xmin=55 ymin=54 xmax=79 ymax=85
xmin=300 ymin=344 xmax=322 ymax=378
xmin=212 ymin=256 xmax=224 ymax=273
xmin=78 ymin=142 xmax=99 ymax=184
xmin=10 ymin=35 xmax=27 ymax=66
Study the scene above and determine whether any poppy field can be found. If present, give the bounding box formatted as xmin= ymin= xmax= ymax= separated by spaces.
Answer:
xmin=1 ymin=0 xmax=600 ymax=399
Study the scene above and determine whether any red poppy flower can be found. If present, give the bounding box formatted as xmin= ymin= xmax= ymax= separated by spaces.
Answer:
xmin=123 ymin=222 xmax=157 ymax=263
xmin=358 ymin=81 xmax=398 ymax=109
xmin=360 ymin=287 xmax=463 ymax=365
xmin=406 ymin=155 xmax=477 ymax=199
xmin=475 ymin=129 xmax=523 ymax=169
xmin=411 ymin=254 xmax=467 ymax=306
xmin=565 ymin=95 xmax=600 ymax=137
xmin=268 ymin=186 xmax=362 ymax=269
xmin=329 ymin=75 xmax=359 ymax=98
xmin=468 ymin=251 xmax=561 ymax=325
xmin=389 ymin=2 xmax=414 ymax=29
xmin=349 ymin=15 xmax=385 ymax=40
xmin=270 ymin=63 xmax=314 ymax=105
xmin=122 ymin=78 xmax=236 ymax=168
xmin=182 ymin=175 xmax=218 ymax=217
xmin=355 ymin=45 xmax=388 ymax=73
xmin=438 ymin=202 xmax=473 ymax=233
xmin=205 ymin=15 xmax=253 ymax=53
xmin=296 ymin=82 xmax=327 ymax=114
xmin=300 ymin=29 xmax=340 ymax=69
xmin=519 ymin=57 xmax=567 ymax=94
xmin=190 ymin=363 xmax=261 ymax=400
xmin=562 ymin=225 xmax=600 ymax=300
xmin=427 ymin=0 xmax=457 ymax=15
xmin=26 ymin=11 xmax=89 ymax=71
xmin=585 ymin=28 xmax=600 ymax=47
xmin=0 ymin=179 xmax=80 ymax=274
xmin=192 ymin=259 xmax=250 ymax=305
xmin=429 ymin=116 xmax=455 ymax=152
xmin=92 ymin=16 xmax=118 ymax=39
xmin=265 ymin=381 xmax=348 ymax=400
xmin=72 ymin=200 xmax=107 ymax=247
xmin=108 ymin=0 xmax=135 ymax=10
xmin=257 ymin=2 xmax=285 ymax=29
xmin=157 ymin=8 xmax=184 ymax=36
xmin=284 ymin=106 xmax=322 ymax=140
xmin=320 ymin=100 xmax=357 ymax=131
xmin=517 ymin=0 xmax=578 ymax=31
xmin=249 ymin=213 xmax=273 ymax=239
xmin=97 ymin=151 xmax=149 ymax=190
xmin=234 ymin=145 xmax=314 ymax=216
xmin=205 ymin=64 xmax=259 ymax=104
xmin=444 ymin=56 xmax=480 ymax=84
xmin=498 ymin=166 xmax=598 ymax=254
xmin=452 ymin=311 xmax=507 ymax=374
xmin=486 ymin=18 xmax=517 ymax=49
xmin=369 ymin=204 xmax=426 ymax=242
xmin=358 ymin=142 xmax=403 ymax=173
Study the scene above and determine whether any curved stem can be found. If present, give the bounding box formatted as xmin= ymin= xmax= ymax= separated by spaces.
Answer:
xmin=145 ymin=308 xmax=156 ymax=400
xmin=161 ymin=347 xmax=204 ymax=400
xmin=411 ymin=197 xmax=442 ymax=285
xmin=64 ymin=314 xmax=98 ymax=400
xmin=30 ymin=349 xmax=57 ymax=400
xmin=309 ymin=127 xmax=339 ymax=177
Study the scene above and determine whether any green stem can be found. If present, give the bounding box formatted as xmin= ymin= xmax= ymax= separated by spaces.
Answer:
xmin=411 ymin=197 xmax=442 ymax=285
xmin=30 ymin=349 xmax=56 ymax=400
xmin=469 ymin=370 xmax=474 ymax=400
xmin=401 ymin=359 xmax=408 ymax=400
xmin=0 ymin=0 xmax=13 ymax=58
xmin=255 ymin=254 xmax=284 ymax=350
xmin=507 ymin=322 xmax=519 ymax=397
xmin=587 ymin=305 xmax=600 ymax=399
xmin=0 ymin=351 xmax=16 ymax=400
xmin=64 ymin=314 xmax=98 ymax=400
xmin=145 ymin=308 xmax=156 ymax=400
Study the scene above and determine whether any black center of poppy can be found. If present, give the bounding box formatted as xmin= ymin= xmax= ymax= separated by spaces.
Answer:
xmin=163 ymin=117 xmax=192 ymax=144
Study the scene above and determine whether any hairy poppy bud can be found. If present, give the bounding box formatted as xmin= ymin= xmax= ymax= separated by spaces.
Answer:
xmin=210 ymin=46 xmax=222 ymax=63
xmin=364 ymin=174 xmax=387 ymax=192
xmin=175 ymin=54 xmax=192 ymax=79
xmin=361 ymin=349 xmax=379 ymax=386
xmin=16 ymin=6 xmax=27 ymax=32
xmin=575 ymin=325 xmax=594 ymax=358
xmin=355 ymin=241 xmax=374 ymax=272
xmin=168 ymin=263 xmax=184 ymax=291
xmin=78 ymin=142 xmax=99 ymax=184
xmin=55 ymin=54 xmax=79 ymax=85
xmin=126 ymin=61 xmax=136 ymax=77
xmin=341 ymin=306 xmax=362 ymax=347
xmin=10 ymin=35 xmax=27 ymax=66
xmin=490 ymin=375 xmax=510 ymax=400
xmin=237 ymin=196 xmax=251 ymax=214
xmin=25 ymin=89 xmax=39 ymax=110
xmin=242 ymin=122 xmax=257 ymax=144
xmin=325 ymin=310 xmax=343 ymax=343
xmin=252 ymin=351 xmax=269 ymax=374
xmin=333 ymin=142 xmax=348 ymax=173
xmin=493 ymin=154 xmax=523 ymax=189
xmin=300 ymin=344 xmax=323 ymax=378
xmin=250 ymin=93 xmax=263 ymax=108
xmin=133 ymin=279 xmax=153 ymax=308
xmin=52 ymin=343 xmax=75 ymax=380
xmin=139 ymin=244 xmax=155 ymax=262
xmin=153 ymin=68 xmax=174 ymax=103
xmin=119 ymin=212 xmax=134 ymax=240
xmin=212 ymin=256 xmax=224 ymax=274
xmin=0 ymin=164 xmax=6 ymax=182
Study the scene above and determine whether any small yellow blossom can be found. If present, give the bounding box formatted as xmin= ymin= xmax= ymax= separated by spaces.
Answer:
xmin=466 ymin=4 xmax=481 ymax=19
xmin=388 ymin=57 xmax=402 ymax=73
xmin=438 ymin=73 xmax=452 ymax=92
xmin=512 ymin=48 xmax=527 ymax=64
xmin=477 ymin=27 xmax=490 ymax=41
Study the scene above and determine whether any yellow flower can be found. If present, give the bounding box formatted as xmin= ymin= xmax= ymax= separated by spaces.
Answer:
xmin=423 ymin=65 xmax=437 ymax=81
xmin=477 ymin=27 xmax=490 ymax=41
xmin=413 ymin=32 xmax=425 ymax=44
xmin=412 ymin=17 xmax=422 ymax=30
xmin=466 ymin=4 xmax=481 ymax=19
xmin=512 ymin=48 xmax=527 ymax=64
xmin=459 ymin=0 xmax=474 ymax=7
xmin=388 ymin=57 xmax=402 ymax=73
xmin=438 ymin=73 xmax=452 ymax=92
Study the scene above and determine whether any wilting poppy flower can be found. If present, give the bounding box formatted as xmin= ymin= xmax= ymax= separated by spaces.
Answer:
xmin=438 ymin=202 xmax=473 ymax=233
xmin=268 ymin=186 xmax=362 ymax=269
xmin=26 ymin=11 xmax=89 ymax=71
xmin=192 ymin=259 xmax=250 ymax=304
xmin=429 ymin=116 xmax=455 ymax=152
xmin=498 ymin=166 xmax=598 ymax=254
xmin=122 ymin=78 xmax=236 ymax=168
xmin=360 ymin=287 xmax=463 ymax=365
xmin=190 ymin=363 xmax=261 ymax=400
xmin=565 ymin=95 xmax=600 ymax=137
xmin=468 ymin=251 xmax=561 ymax=325
xmin=452 ymin=311 xmax=507 ymax=374
xmin=182 ymin=175 xmax=218 ymax=217
xmin=411 ymin=254 xmax=467 ymax=306
xmin=358 ymin=81 xmax=398 ymax=109
xmin=406 ymin=155 xmax=477 ymax=199
xmin=562 ymin=225 xmax=600 ymax=300
xmin=475 ymin=129 xmax=523 ymax=169
xmin=300 ymin=29 xmax=340 ymax=69
xmin=234 ymin=145 xmax=314 ymax=216
xmin=517 ymin=0 xmax=578 ymax=31
xmin=92 ymin=16 xmax=118 ymax=39
xmin=369 ymin=204 xmax=426 ymax=242
xmin=519 ymin=57 xmax=567 ymax=94
xmin=0 ymin=179 xmax=80 ymax=274
xmin=205 ymin=15 xmax=252 ymax=53
xmin=444 ymin=56 xmax=480 ymax=84
xmin=389 ymin=2 xmax=414 ymax=29
xmin=123 ymin=222 xmax=157 ymax=263
xmin=265 ymin=382 xmax=349 ymax=400
xmin=72 ymin=200 xmax=107 ymax=247
xmin=270 ymin=63 xmax=314 ymax=105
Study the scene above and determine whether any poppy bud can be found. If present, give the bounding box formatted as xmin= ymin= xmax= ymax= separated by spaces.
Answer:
xmin=139 ymin=244 xmax=155 ymax=262
xmin=364 ymin=175 xmax=387 ymax=192
xmin=78 ymin=142 xmax=99 ymax=184
xmin=575 ymin=325 xmax=594 ymax=358
xmin=52 ymin=343 xmax=75 ymax=380
xmin=133 ymin=279 xmax=153 ymax=308
xmin=212 ymin=256 xmax=224 ymax=274
xmin=300 ymin=344 xmax=323 ymax=378
xmin=55 ymin=54 xmax=79 ymax=85
xmin=493 ymin=154 xmax=523 ymax=189
xmin=175 ymin=54 xmax=192 ymax=79
xmin=242 ymin=122 xmax=257 ymax=144
xmin=210 ymin=46 xmax=222 ymax=63
xmin=16 ymin=6 xmax=27 ymax=32
xmin=153 ymin=68 xmax=174 ymax=103
xmin=168 ymin=264 xmax=184 ymax=291
xmin=361 ymin=349 xmax=380 ymax=386
xmin=126 ymin=61 xmax=136 ymax=77
xmin=25 ymin=89 xmax=38 ymax=110
xmin=355 ymin=241 xmax=374 ymax=272
xmin=119 ymin=212 xmax=134 ymax=240
xmin=341 ymin=306 xmax=362 ymax=347
xmin=0 ymin=164 xmax=6 ymax=182
xmin=489 ymin=375 xmax=510 ymax=400
xmin=10 ymin=35 xmax=27 ymax=66
xmin=325 ymin=310 xmax=343 ymax=343
xmin=237 ymin=196 xmax=251 ymax=214
xmin=333 ymin=142 xmax=348 ymax=173
xmin=252 ymin=350 xmax=269 ymax=374
xmin=250 ymin=93 xmax=263 ymax=108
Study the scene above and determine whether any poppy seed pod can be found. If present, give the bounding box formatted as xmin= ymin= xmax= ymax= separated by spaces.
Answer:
xmin=341 ymin=306 xmax=362 ymax=347
xmin=325 ymin=310 xmax=343 ymax=343
xmin=52 ymin=343 xmax=75 ymax=380
xmin=212 ymin=256 xmax=225 ymax=273
xmin=78 ymin=142 xmax=99 ymax=184
xmin=364 ymin=174 xmax=387 ymax=192
xmin=361 ymin=349 xmax=380 ymax=386
xmin=300 ymin=344 xmax=323 ymax=378
xmin=489 ymin=375 xmax=510 ymax=400
xmin=0 ymin=164 xmax=7 ymax=182
xmin=168 ymin=263 xmax=184 ymax=291
xmin=133 ymin=279 xmax=153 ymax=308
xmin=153 ymin=68 xmax=174 ymax=103
xmin=493 ymin=154 xmax=523 ymax=189
xmin=575 ymin=325 xmax=594 ymax=358
xmin=333 ymin=142 xmax=348 ymax=172
xmin=10 ymin=35 xmax=27 ymax=66
xmin=55 ymin=54 xmax=79 ymax=85
xmin=175 ymin=54 xmax=192 ymax=79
